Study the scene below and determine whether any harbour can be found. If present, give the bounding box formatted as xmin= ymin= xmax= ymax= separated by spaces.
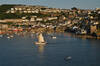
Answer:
xmin=0 ymin=1 xmax=100 ymax=66
xmin=0 ymin=32 xmax=100 ymax=66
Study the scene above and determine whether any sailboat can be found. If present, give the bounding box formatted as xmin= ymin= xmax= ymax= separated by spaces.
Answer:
xmin=35 ymin=33 xmax=47 ymax=44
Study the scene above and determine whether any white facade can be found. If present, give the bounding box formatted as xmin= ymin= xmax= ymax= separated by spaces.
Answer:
xmin=36 ymin=18 xmax=43 ymax=21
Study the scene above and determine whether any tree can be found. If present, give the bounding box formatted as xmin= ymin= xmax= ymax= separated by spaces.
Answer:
xmin=71 ymin=7 xmax=78 ymax=10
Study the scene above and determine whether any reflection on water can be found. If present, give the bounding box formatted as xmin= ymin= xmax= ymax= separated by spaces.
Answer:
xmin=0 ymin=29 xmax=100 ymax=66
xmin=37 ymin=45 xmax=45 ymax=55
xmin=37 ymin=45 xmax=45 ymax=54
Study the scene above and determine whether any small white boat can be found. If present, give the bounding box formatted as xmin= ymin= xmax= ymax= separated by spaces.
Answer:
xmin=66 ymin=56 xmax=72 ymax=60
xmin=52 ymin=36 xmax=56 ymax=39
xmin=7 ymin=36 xmax=10 ymax=39
xmin=35 ymin=33 xmax=47 ymax=45
xmin=0 ymin=35 xmax=3 ymax=37
xmin=64 ymin=56 xmax=72 ymax=61
xmin=10 ymin=35 xmax=14 ymax=38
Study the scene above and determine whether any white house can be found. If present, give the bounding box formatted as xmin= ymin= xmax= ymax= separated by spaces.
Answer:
xmin=36 ymin=18 xmax=43 ymax=21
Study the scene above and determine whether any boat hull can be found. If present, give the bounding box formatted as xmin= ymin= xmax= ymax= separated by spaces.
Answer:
xmin=35 ymin=42 xmax=47 ymax=45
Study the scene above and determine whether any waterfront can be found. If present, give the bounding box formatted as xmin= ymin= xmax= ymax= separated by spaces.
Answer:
xmin=0 ymin=32 xmax=100 ymax=66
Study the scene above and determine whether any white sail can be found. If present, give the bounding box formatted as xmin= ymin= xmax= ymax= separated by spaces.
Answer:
xmin=38 ymin=33 xmax=45 ymax=42
xmin=35 ymin=33 xmax=47 ymax=44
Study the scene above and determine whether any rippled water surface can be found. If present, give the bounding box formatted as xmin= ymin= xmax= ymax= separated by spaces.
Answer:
xmin=0 ymin=33 xmax=100 ymax=66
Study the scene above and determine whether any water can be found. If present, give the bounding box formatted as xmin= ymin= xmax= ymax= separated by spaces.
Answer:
xmin=0 ymin=32 xmax=100 ymax=66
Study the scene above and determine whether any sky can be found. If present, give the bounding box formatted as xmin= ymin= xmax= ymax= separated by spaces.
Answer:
xmin=0 ymin=0 xmax=100 ymax=9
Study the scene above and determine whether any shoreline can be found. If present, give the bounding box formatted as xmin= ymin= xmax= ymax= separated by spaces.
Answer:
xmin=0 ymin=27 xmax=100 ymax=40
xmin=74 ymin=34 xmax=100 ymax=39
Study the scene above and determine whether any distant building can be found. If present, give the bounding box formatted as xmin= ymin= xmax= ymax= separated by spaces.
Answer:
xmin=90 ymin=25 xmax=97 ymax=34
xmin=30 ymin=17 xmax=35 ymax=22
xmin=0 ymin=24 xmax=8 ymax=29
xmin=47 ymin=17 xmax=58 ymax=20
xmin=36 ymin=18 xmax=43 ymax=21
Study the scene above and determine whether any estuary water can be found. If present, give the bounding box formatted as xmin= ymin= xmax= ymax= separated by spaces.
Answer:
xmin=0 ymin=32 xmax=100 ymax=66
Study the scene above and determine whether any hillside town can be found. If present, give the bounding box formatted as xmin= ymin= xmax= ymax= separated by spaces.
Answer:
xmin=0 ymin=4 xmax=100 ymax=39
